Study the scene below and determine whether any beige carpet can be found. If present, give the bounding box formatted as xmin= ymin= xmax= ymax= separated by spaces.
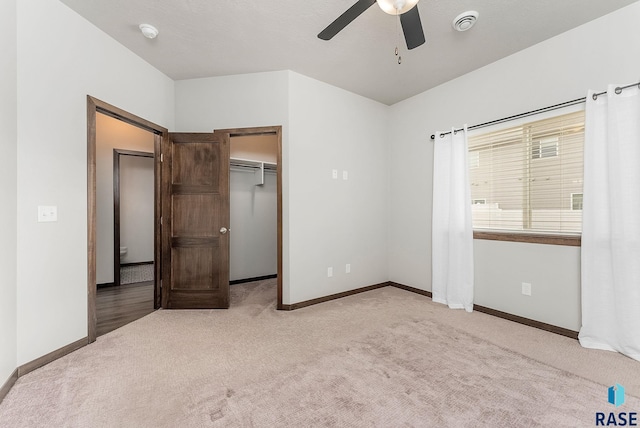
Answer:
xmin=1 ymin=279 xmax=639 ymax=427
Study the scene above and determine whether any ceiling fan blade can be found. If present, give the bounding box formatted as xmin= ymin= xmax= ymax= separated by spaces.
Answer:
xmin=318 ymin=0 xmax=377 ymax=41
xmin=400 ymin=5 xmax=425 ymax=50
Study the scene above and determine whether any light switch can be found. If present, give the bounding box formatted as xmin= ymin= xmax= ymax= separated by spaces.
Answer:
xmin=342 ymin=170 xmax=349 ymax=180
xmin=38 ymin=206 xmax=58 ymax=222
xmin=346 ymin=264 xmax=351 ymax=273
xmin=327 ymin=267 xmax=333 ymax=277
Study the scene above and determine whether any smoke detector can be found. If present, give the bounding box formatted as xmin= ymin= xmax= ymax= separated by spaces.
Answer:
xmin=452 ymin=11 xmax=479 ymax=32
xmin=139 ymin=24 xmax=159 ymax=39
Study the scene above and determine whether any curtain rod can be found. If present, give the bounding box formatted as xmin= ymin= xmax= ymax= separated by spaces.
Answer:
xmin=429 ymin=81 xmax=640 ymax=140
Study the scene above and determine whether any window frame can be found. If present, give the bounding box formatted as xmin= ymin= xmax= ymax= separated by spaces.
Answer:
xmin=473 ymin=230 xmax=581 ymax=246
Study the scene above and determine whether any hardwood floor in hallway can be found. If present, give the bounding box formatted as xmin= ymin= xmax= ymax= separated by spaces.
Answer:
xmin=96 ymin=281 xmax=155 ymax=337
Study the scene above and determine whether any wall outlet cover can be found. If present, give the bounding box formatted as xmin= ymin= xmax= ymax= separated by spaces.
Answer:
xmin=38 ymin=205 xmax=58 ymax=222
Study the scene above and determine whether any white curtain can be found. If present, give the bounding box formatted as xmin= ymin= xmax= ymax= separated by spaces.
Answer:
xmin=579 ymin=84 xmax=640 ymax=361
xmin=432 ymin=126 xmax=474 ymax=312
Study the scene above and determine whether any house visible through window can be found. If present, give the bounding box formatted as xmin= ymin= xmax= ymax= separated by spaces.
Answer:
xmin=532 ymin=137 xmax=559 ymax=159
xmin=571 ymin=193 xmax=583 ymax=211
xmin=468 ymin=110 xmax=584 ymax=235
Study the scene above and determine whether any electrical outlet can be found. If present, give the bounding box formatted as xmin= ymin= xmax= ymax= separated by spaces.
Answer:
xmin=522 ymin=282 xmax=532 ymax=296
xmin=346 ymin=264 xmax=351 ymax=273
xmin=332 ymin=169 xmax=338 ymax=179
xmin=327 ymin=267 xmax=333 ymax=277
xmin=342 ymin=170 xmax=349 ymax=180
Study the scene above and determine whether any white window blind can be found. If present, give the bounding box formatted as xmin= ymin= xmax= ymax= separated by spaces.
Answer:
xmin=468 ymin=110 xmax=584 ymax=234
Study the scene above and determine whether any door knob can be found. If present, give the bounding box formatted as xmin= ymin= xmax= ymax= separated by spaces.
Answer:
xmin=220 ymin=227 xmax=228 ymax=234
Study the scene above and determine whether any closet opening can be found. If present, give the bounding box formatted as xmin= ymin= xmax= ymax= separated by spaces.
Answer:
xmin=219 ymin=126 xmax=283 ymax=309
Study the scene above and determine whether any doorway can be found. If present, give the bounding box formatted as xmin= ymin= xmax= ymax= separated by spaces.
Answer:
xmin=229 ymin=134 xmax=278 ymax=284
xmin=113 ymin=149 xmax=155 ymax=288
xmin=160 ymin=128 xmax=283 ymax=309
xmin=87 ymin=96 xmax=166 ymax=343
xmin=217 ymin=126 xmax=283 ymax=308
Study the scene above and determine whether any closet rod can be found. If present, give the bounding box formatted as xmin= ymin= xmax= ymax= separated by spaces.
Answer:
xmin=430 ymin=81 xmax=640 ymax=140
xmin=230 ymin=164 xmax=277 ymax=172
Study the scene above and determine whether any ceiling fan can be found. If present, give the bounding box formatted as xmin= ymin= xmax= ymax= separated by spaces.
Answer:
xmin=318 ymin=0 xmax=425 ymax=50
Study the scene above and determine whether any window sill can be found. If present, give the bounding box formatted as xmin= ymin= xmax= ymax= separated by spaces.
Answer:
xmin=473 ymin=231 xmax=581 ymax=247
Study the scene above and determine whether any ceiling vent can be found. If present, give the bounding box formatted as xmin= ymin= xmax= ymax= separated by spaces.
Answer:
xmin=452 ymin=11 xmax=479 ymax=32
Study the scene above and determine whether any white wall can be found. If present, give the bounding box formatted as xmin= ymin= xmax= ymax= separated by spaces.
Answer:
xmin=120 ymin=155 xmax=155 ymax=264
xmin=388 ymin=2 xmax=640 ymax=331
xmin=174 ymin=72 xmax=290 ymax=133
xmin=231 ymin=135 xmax=278 ymax=163
xmin=0 ymin=0 xmax=18 ymax=386
xmin=96 ymin=113 xmax=155 ymax=283
xmin=287 ymin=72 xmax=389 ymax=303
xmin=16 ymin=0 xmax=174 ymax=365
xmin=230 ymin=170 xmax=278 ymax=281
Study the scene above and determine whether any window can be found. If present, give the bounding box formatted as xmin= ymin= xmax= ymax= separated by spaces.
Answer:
xmin=468 ymin=110 xmax=584 ymax=235
xmin=532 ymin=137 xmax=559 ymax=159
xmin=571 ymin=193 xmax=583 ymax=211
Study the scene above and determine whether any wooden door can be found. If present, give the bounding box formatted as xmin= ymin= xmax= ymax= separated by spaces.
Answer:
xmin=161 ymin=132 xmax=230 ymax=309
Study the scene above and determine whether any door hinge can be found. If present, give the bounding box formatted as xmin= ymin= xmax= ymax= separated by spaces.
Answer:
xmin=160 ymin=216 xmax=163 ymax=225
xmin=160 ymin=153 xmax=164 ymax=162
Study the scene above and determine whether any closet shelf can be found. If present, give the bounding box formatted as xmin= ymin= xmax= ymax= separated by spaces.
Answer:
xmin=230 ymin=157 xmax=277 ymax=185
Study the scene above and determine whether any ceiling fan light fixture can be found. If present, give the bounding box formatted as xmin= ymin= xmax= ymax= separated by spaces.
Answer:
xmin=376 ymin=0 xmax=419 ymax=16
xmin=139 ymin=23 xmax=159 ymax=39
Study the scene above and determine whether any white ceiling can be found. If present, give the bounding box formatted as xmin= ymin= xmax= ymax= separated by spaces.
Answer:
xmin=60 ymin=0 xmax=637 ymax=105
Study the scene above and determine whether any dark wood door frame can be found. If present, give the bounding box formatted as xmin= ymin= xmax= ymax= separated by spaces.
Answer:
xmin=113 ymin=149 xmax=154 ymax=288
xmin=215 ymin=126 xmax=284 ymax=310
xmin=87 ymin=96 xmax=167 ymax=343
